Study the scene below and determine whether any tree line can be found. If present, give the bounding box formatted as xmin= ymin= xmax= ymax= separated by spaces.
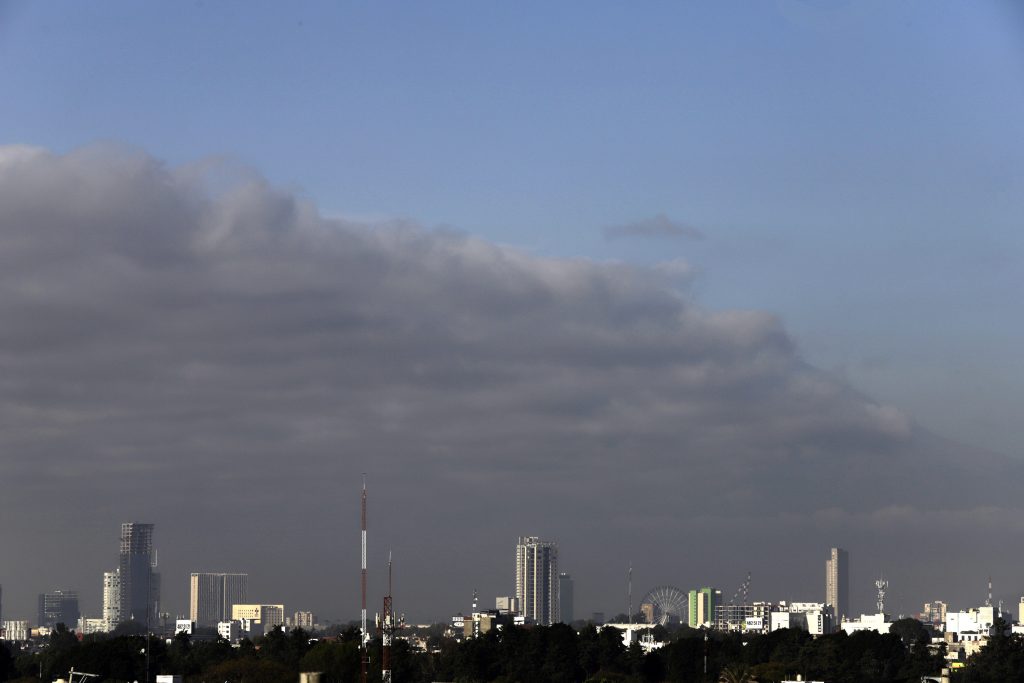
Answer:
xmin=1 ymin=618 xmax=1021 ymax=682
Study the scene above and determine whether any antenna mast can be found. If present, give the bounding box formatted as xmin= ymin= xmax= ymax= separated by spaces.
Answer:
xmin=361 ymin=476 xmax=368 ymax=683
xmin=875 ymin=575 xmax=888 ymax=614
xmin=628 ymin=564 xmax=633 ymax=625
xmin=381 ymin=551 xmax=395 ymax=683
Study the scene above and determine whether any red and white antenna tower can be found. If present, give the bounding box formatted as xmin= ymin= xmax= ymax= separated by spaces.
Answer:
xmin=361 ymin=475 xmax=368 ymax=683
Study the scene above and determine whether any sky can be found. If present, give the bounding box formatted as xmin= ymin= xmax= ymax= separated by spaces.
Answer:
xmin=0 ymin=1 xmax=1022 ymax=625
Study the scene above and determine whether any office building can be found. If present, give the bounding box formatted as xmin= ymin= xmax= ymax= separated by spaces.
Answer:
xmin=189 ymin=573 xmax=248 ymax=627
xmin=688 ymin=587 xmax=720 ymax=628
xmin=1 ymin=620 xmax=29 ymax=641
xmin=825 ymin=547 xmax=849 ymax=624
xmin=558 ymin=573 xmax=574 ymax=624
xmin=231 ymin=604 xmax=285 ymax=630
xmin=37 ymin=589 xmax=80 ymax=629
xmin=495 ymin=596 xmax=520 ymax=615
xmin=293 ymin=611 xmax=315 ymax=630
xmin=119 ymin=522 xmax=160 ymax=627
xmin=515 ymin=536 xmax=559 ymax=625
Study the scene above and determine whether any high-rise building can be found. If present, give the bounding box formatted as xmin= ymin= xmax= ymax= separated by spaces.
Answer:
xmin=37 ymin=590 xmax=80 ymax=629
xmin=119 ymin=522 xmax=160 ymax=628
xmin=558 ymin=573 xmax=574 ymax=624
xmin=688 ymin=587 xmax=720 ymax=627
xmin=515 ymin=536 xmax=559 ymax=626
xmin=102 ymin=571 xmax=121 ymax=631
xmin=293 ymin=611 xmax=315 ymax=630
xmin=923 ymin=600 xmax=948 ymax=627
xmin=825 ymin=547 xmax=849 ymax=625
xmin=189 ymin=573 xmax=248 ymax=627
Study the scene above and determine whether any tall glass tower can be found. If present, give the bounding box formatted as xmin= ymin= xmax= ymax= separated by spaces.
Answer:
xmin=119 ymin=522 xmax=159 ymax=628
xmin=515 ymin=536 xmax=559 ymax=625
xmin=190 ymin=572 xmax=248 ymax=626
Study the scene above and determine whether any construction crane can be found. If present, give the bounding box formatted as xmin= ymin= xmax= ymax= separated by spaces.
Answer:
xmin=728 ymin=572 xmax=752 ymax=605
xmin=64 ymin=669 xmax=100 ymax=683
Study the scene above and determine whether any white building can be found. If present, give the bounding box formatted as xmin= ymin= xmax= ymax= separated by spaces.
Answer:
xmin=841 ymin=613 xmax=891 ymax=634
xmin=217 ymin=620 xmax=241 ymax=642
xmin=1 ymin=620 xmax=29 ymax=641
xmin=102 ymin=570 xmax=121 ymax=631
xmin=769 ymin=602 xmax=832 ymax=635
xmin=77 ymin=617 xmax=107 ymax=635
xmin=945 ymin=607 xmax=996 ymax=639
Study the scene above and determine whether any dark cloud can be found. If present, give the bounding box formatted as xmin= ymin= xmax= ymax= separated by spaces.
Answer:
xmin=603 ymin=213 xmax=705 ymax=240
xmin=0 ymin=145 xmax=1017 ymax=624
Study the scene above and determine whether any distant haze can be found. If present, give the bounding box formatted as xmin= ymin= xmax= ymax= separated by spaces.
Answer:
xmin=0 ymin=146 xmax=1020 ymax=623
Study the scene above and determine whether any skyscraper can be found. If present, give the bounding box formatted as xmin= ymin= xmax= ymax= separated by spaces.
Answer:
xmin=37 ymin=590 xmax=80 ymax=629
xmin=515 ymin=536 xmax=559 ymax=626
xmin=119 ymin=522 xmax=159 ymax=628
xmin=558 ymin=573 xmax=574 ymax=624
xmin=826 ymin=547 xmax=849 ymax=624
xmin=190 ymin=573 xmax=248 ymax=627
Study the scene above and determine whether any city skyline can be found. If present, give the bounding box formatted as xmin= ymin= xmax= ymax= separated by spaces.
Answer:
xmin=0 ymin=521 xmax=1017 ymax=632
xmin=0 ymin=2 xmax=1022 ymax=626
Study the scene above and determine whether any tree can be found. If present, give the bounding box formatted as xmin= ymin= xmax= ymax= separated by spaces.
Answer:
xmin=718 ymin=665 xmax=756 ymax=683
xmin=0 ymin=642 xmax=16 ymax=682
xmin=889 ymin=618 xmax=930 ymax=647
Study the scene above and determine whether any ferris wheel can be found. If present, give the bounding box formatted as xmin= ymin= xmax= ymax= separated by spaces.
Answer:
xmin=639 ymin=586 xmax=688 ymax=625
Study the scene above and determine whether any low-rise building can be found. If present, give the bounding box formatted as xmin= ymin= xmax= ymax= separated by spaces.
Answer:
xmin=463 ymin=610 xmax=513 ymax=638
xmin=77 ymin=617 xmax=107 ymax=635
xmin=714 ymin=602 xmax=773 ymax=633
xmin=841 ymin=613 xmax=891 ymax=634
xmin=231 ymin=604 xmax=284 ymax=631
xmin=945 ymin=607 xmax=996 ymax=639
xmin=770 ymin=602 xmax=832 ymax=635
xmin=495 ymin=596 xmax=520 ymax=615
xmin=217 ymin=620 xmax=241 ymax=642
xmin=239 ymin=617 xmax=264 ymax=638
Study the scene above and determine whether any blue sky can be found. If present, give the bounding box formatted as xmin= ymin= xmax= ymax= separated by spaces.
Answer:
xmin=1 ymin=0 xmax=1022 ymax=458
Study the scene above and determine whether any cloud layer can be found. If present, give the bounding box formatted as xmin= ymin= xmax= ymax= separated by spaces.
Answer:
xmin=603 ymin=213 xmax=705 ymax=240
xmin=0 ymin=146 xmax=1017 ymax=622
